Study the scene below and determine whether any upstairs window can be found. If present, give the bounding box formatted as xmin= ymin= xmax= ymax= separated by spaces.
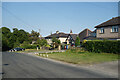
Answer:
xmin=100 ymin=28 xmax=104 ymax=33
xmin=112 ymin=26 xmax=118 ymax=32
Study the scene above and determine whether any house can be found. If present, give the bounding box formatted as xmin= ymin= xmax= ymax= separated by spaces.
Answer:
xmin=45 ymin=30 xmax=78 ymax=46
xmin=83 ymin=29 xmax=96 ymax=40
xmin=95 ymin=17 xmax=120 ymax=40
xmin=78 ymin=28 xmax=96 ymax=42
xmin=66 ymin=31 xmax=78 ymax=46
xmin=45 ymin=31 xmax=68 ymax=45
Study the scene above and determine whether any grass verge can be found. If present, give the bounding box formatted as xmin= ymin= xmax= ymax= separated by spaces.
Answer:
xmin=38 ymin=49 xmax=119 ymax=65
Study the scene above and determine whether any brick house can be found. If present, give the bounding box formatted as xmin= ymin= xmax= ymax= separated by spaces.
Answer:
xmin=78 ymin=28 xmax=96 ymax=42
xmin=95 ymin=17 xmax=120 ymax=40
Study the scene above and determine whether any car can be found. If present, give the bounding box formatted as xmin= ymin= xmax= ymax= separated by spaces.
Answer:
xmin=9 ymin=49 xmax=14 ymax=52
xmin=9 ymin=47 xmax=25 ymax=52
xmin=49 ymin=47 xmax=54 ymax=50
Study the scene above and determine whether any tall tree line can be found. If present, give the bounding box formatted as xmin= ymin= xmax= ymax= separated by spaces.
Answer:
xmin=0 ymin=27 xmax=40 ymax=51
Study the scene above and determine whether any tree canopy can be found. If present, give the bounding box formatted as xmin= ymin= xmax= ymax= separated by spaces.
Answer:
xmin=36 ymin=39 xmax=47 ymax=47
xmin=29 ymin=30 xmax=40 ymax=41
xmin=52 ymin=37 xmax=61 ymax=48
xmin=1 ymin=27 xmax=40 ymax=51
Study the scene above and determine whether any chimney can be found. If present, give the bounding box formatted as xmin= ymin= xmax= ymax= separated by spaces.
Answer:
xmin=56 ymin=31 xmax=59 ymax=34
xmin=70 ymin=30 xmax=73 ymax=34
xmin=112 ymin=17 xmax=115 ymax=19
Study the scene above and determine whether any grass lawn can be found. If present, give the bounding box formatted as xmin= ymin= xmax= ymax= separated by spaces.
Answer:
xmin=38 ymin=49 xmax=119 ymax=65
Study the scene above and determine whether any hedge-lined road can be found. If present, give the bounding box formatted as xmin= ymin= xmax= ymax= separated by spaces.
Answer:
xmin=2 ymin=52 xmax=117 ymax=78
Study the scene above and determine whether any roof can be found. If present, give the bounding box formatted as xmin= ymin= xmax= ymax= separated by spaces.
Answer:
xmin=92 ymin=29 xmax=96 ymax=33
xmin=39 ymin=37 xmax=45 ymax=39
xmin=79 ymin=28 xmax=92 ymax=35
xmin=95 ymin=17 xmax=120 ymax=28
xmin=67 ymin=34 xmax=78 ymax=41
xmin=78 ymin=28 xmax=93 ymax=41
xmin=70 ymin=34 xmax=78 ymax=41
xmin=45 ymin=32 xmax=69 ymax=38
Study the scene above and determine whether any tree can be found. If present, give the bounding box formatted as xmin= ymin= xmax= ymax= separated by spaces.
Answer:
xmin=1 ymin=27 xmax=31 ymax=51
xmin=41 ymin=39 xmax=47 ymax=47
xmin=18 ymin=29 xmax=30 ymax=43
xmin=52 ymin=37 xmax=61 ymax=48
xmin=31 ymin=30 xmax=40 ymax=37
xmin=7 ymin=28 xmax=30 ymax=48
xmin=1 ymin=27 xmax=43 ymax=51
xmin=2 ymin=27 xmax=11 ymax=37
xmin=20 ymin=41 xmax=30 ymax=49
xmin=36 ymin=39 xmax=47 ymax=47
xmin=13 ymin=39 xmax=20 ymax=48
xmin=75 ymin=36 xmax=80 ymax=47
xmin=29 ymin=30 xmax=40 ymax=41
xmin=2 ymin=35 xmax=9 ymax=51
xmin=8 ymin=33 xmax=16 ymax=48
xmin=1 ymin=27 xmax=12 ymax=50
xmin=0 ymin=28 xmax=2 ymax=45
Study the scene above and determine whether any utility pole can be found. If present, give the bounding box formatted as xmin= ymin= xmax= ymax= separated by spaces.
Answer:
xmin=39 ymin=29 xmax=42 ymax=38
xmin=50 ymin=31 xmax=52 ymax=35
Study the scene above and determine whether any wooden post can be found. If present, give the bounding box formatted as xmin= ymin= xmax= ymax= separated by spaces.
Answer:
xmin=37 ymin=47 xmax=38 ymax=50
xmin=58 ymin=45 xmax=61 ymax=50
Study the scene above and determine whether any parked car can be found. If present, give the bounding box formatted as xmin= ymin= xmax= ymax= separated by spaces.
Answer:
xmin=49 ymin=47 xmax=54 ymax=50
xmin=9 ymin=49 xmax=14 ymax=52
xmin=9 ymin=48 xmax=25 ymax=52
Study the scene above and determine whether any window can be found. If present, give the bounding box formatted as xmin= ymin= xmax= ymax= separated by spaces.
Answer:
xmin=112 ymin=26 xmax=118 ymax=32
xmin=89 ymin=33 xmax=91 ymax=36
xmin=100 ymin=28 xmax=104 ymax=33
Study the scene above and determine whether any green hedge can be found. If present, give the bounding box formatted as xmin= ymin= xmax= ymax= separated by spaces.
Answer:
xmin=20 ymin=44 xmax=37 ymax=49
xmin=82 ymin=40 xmax=120 ymax=54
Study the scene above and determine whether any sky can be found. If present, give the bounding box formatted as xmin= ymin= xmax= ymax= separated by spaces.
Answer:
xmin=2 ymin=2 xmax=118 ymax=37
xmin=2 ymin=0 xmax=120 ymax=2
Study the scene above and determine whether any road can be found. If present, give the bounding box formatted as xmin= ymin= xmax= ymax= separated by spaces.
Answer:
xmin=2 ymin=52 xmax=118 ymax=78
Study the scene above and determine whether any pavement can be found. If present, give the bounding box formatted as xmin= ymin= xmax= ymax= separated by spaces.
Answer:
xmin=1 ymin=52 xmax=119 ymax=78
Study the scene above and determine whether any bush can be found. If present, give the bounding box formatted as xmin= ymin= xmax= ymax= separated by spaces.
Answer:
xmin=82 ymin=40 xmax=120 ymax=54
xmin=23 ymin=44 xmax=37 ymax=49
xmin=75 ymin=36 xmax=80 ymax=47
xmin=20 ymin=42 xmax=37 ymax=49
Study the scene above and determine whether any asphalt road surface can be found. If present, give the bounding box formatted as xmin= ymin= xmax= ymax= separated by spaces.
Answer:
xmin=2 ymin=52 xmax=118 ymax=78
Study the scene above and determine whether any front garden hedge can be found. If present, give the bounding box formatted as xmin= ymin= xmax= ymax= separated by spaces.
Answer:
xmin=82 ymin=40 xmax=120 ymax=54
xmin=20 ymin=44 xmax=37 ymax=49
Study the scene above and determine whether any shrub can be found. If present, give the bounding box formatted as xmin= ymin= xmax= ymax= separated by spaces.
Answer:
xmin=46 ymin=45 xmax=50 ymax=47
xmin=36 ymin=39 xmax=47 ymax=47
xmin=82 ymin=40 xmax=120 ymax=54
xmin=22 ymin=44 xmax=37 ymax=49
xmin=19 ymin=41 xmax=37 ymax=49
xmin=75 ymin=36 xmax=80 ymax=47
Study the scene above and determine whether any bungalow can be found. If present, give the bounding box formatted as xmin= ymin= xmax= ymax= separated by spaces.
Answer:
xmin=95 ymin=17 xmax=120 ymax=40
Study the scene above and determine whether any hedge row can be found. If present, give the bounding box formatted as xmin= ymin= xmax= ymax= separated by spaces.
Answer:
xmin=20 ymin=44 xmax=37 ymax=49
xmin=82 ymin=40 xmax=120 ymax=54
